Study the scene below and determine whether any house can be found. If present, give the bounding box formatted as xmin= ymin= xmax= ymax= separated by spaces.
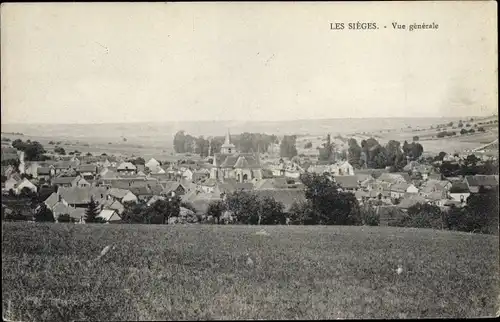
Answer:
xmin=181 ymin=190 xmax=223 ymax=214
xmin=182 ymin=168 xmax=194 ymax=181
xmin=102 ymin=197 xmax=125 ymax=215
xmin=149 ymin=165 xmax=166 ymax=175
xmin=53 ymin=160 xmax=79 ymax=175
xmin=100 ymin=167 xmax=119 ymax=180
xmin=192 ymin=169 xmax=210 ymax=183
xmin=333 ymin=175 xmax=359 ymax=192
xmin=145 ymin=158 xmax=160 ymax=170
xmin=76 ymin=164 xmax=98 ymax=179
xmin=465 ymin=175 xmax=499 ymax=193
xmin=97 ymin=209 xmax=122 ymax=222
xmin=210 ymin=130 xmax=263 ymax=183
xmin=52 ymin=176 xmax=81 ymax=188
xmin=419 ymin=180 xmax=452 ymax=199
xmin=162 ymin=181 xmax=187 ymax=196
xmin=4 ymin=177 xmax=19 ymax=192
xmin=117 ymin=162 xmax=137 ymax=175
xmin=57 ymin=186 xmax=109 ymax=208
xmin=75 ymin=177 xmax=91 ymax=188
xmin=336 ymin=161 xmax=355 ymax=176
xmin=397 ymin=195 xmax=427 ymax=210
xmin=449 ymin=182 xmax=470 ymax=203
xmin=199 ymin=178 xmax=218 ymax=193
xmin=412 ymin=165 xmax=433 ymax=180
xmin=108 ymin=188 xmax=138 ymax=204
xmin=12 ymin=178 xmax=37 ymax=195
xmin=36 ymin=166 xmax=55 ymax=182
xmin=390 ymin=183 xmax=419 ymax=199
xmin=378 ymin=173 xmax=408 ymax=185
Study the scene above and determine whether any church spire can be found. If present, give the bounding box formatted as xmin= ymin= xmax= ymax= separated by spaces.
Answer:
xmin=224 ymin=129 xmax=231 ymax=145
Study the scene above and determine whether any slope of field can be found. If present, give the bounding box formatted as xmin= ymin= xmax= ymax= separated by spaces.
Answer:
xmin=2 ymin=223 xmax=499 ymax=320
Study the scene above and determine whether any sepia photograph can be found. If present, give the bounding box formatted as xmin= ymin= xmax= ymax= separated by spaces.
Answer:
xmin=1 ymin=1 xmax=499 ymax=320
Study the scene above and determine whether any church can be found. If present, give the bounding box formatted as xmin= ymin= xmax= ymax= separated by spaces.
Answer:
xmin=210 ymin=130 xmax=263 ymax=183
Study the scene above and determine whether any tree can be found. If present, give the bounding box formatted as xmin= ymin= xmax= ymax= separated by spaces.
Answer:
xmin=478 ymin=127 xmax=485 ymax=132
xmin=458 ymin=121 xmax=464 ymax=128
xmin=279 ymin=135 xmax=298 ymax=158
xmin=258 ymin=196 xmax=286 ymax=225
xmin=195 ymin=136 xmax=210 ymax=158
xmin=121 ymin=201 xmax=148 ymax=223
xmin=297 ymin=173 xmax=362 ymax=225
xmin=34 ymin=204 xmax=55 ymax=222
xmin=148 ymin=197 xmax=181 ymax=224
xmin=360 ymin=205 xmax=380 ymax=226
xmin=464 ymin=189 xmax=499 ymax=234
xmin=132 ymin=157 xmax=145 ymax=165
xmin=347 ymin=138 xmax=362 ymax=168
xmin=434 ymin=151 xmax=447 ymax=162
xmin=207 ymin=200 xmax=226 ymax=224
xmin=85 ymin=197 xmax=101 ymax=223
xmin=413 ymin=136 xmax=419 ymax=142
xmin=304 ymin=142 xmax=313 ymax=149
xmin=225 ymin=190 xmax=261 ymax=224
xmin=399 ymin=203 xmax=444 ymax=229
xmin=57 ymin=214 xmax=72 ymax=223
xmin=54 ymin=146 xmax=66 ymax=155
xmin=319 ymin=134 xmax=335 ymax=162
xmin=460 ymin=128 xmax=468 ymax=135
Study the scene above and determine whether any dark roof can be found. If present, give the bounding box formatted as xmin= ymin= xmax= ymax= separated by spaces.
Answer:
xmin=397 ymin=196 xmax=427 ymax=209
xmin=215 ymin=153 xmax=260 ymax=169
xmin=465 ymin=175 xmax=498 ymax=187
xmin=52 ymin=176 xmax=78 ymax=185
xmin=393 ymin=172 xmax=411 ymax=183
xmin=449 ymin=182 xmax=470 ymax=193
xmin=333 ymin=176 xmax=359 ymax=189
xmin=253 ymin=189 xmax=307 ymax=212
xmin=77 ymin=164 xmax=98 ymax=173
xmin=58 ymin=187 xmax=108 ymax=205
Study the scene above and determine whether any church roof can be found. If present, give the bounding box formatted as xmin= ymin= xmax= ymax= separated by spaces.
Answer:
xmin=215 ymin=153 xmax=261 ymax=169
xmin=234 ymin=156 xmax=250 ymax=168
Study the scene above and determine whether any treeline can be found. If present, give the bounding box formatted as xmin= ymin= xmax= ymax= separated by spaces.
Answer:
xmin=173 ymin=130 xmax=281 ymax=157
xmin=439 ymin=156 xmax=498 ymax=177
xmin=346 ymin=137 xmax=423 ymax=170
xmin=10 ymin=139 xmax=48 ymax=161
xmin=389 ymin=188 xmax=498 ymax=235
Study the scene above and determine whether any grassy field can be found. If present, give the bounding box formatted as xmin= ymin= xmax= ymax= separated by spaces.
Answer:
xmin=2 ymin=223 xmax=499 ymax=320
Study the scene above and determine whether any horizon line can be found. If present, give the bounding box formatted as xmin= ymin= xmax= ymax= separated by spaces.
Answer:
xmin=1 ymin=114 xmax=497 ymax=126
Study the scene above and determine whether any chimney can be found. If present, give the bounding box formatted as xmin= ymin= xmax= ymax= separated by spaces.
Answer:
xmin=58 ymin=194 xmax=62 ymax=202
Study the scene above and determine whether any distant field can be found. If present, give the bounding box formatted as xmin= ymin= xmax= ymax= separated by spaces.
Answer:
xmin=2 ymin=223 xmax=499 ymax=320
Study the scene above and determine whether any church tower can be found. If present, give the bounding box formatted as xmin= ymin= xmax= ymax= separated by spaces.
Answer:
xmin=221 ymin=129 xmax=236 ymax=154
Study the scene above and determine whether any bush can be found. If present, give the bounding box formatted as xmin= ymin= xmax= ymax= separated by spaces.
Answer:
xmin=394 ymin=203 xmax=444 ymax=229
xmin=360 ymin=205 xmax=380 ymax=226
xmin=57 ymin=214 xmax=72 ymax=223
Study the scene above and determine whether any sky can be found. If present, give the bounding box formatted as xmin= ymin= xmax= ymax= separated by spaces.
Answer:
xmin=1 ymin=2 xmax=497 ymax=124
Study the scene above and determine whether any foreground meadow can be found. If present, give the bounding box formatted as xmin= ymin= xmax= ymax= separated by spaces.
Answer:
xmin=2 ymin=223 xmax=499 ymax=320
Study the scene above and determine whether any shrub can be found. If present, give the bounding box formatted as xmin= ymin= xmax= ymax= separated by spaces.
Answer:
xmin=394 ymin=203 xmax=444 ymax=229
xmin=57 ymin=214 xmax=72 ymax=223
xmin=360 ymin=205 xmax=380 ymax=226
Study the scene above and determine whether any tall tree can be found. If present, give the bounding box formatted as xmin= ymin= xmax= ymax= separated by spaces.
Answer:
xmin=279 ymin=135 xmax=298 ymax=158
xmin=347 ymin=138 xmax=362 ymax=168
xmin=85 ymin=197 xmax=101 ymax=223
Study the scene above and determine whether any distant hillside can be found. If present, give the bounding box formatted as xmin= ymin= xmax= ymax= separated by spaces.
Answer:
xmin=1 ymin=117 xmax=485 ymax=144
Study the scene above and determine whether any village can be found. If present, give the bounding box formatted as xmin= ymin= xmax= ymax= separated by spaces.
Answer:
xmin=1 ymin=125 xmax=498 ymax=227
